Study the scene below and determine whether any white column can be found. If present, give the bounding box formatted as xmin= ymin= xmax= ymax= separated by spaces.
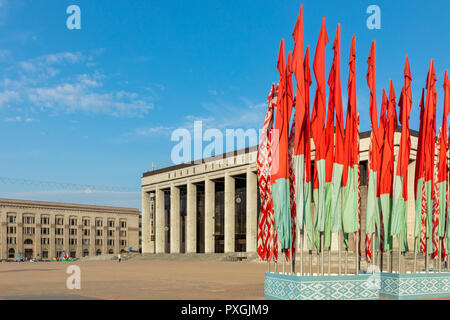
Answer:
xmin=0 ymin=214 xmax=6 ymax=260
xmin=141 ymin=190 xmax=152 ymax=253
xmin=225 ymin=173 xmax=235 ymax=253
xmin=246 ymin=170 xmax=258 ymax=253
xmin=205 ymin=178 xmax=215 ymax=253
xmin=186 ymin=182 xmax=197 ymax=253
xmin=170 ymin=185 xmax=180 ymax=253
xmin=155 ymin=188 xmax=165 ymax=253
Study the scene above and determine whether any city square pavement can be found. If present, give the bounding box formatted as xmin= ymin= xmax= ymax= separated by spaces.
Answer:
xmin=0 ymin=259 xmax=267 ymax=300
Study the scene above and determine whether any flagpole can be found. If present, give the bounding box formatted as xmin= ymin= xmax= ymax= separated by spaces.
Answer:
xmin=355 ymin=232 xmax=359 ymax=275
xmin=345 ymin=248 xmax=348 ymax=274
xmin=399 ymin=235 xmax=402 ymax=273
xmin=414 ymin=238 xmax=417 ymax=273
xmin=338 ymin=231 xmax=342 ymax=275
xmin=300 ymin=231 xmax=304 ymax=275
xmin=426 ymin=238 xmax=429 ymax=273
xmin=320 ymin=232 xmax=324 ymax=275
xmin=309 ymin=250 xmax=312 ymax=275
xmin=372 ymin=233 xmax=375 ymax=273
xmin=439 ymin=239 xmax=442 ymax=273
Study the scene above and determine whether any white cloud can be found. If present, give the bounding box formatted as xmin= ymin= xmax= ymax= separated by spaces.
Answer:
xmin=0 ymin=52 xmax=156 ymax=117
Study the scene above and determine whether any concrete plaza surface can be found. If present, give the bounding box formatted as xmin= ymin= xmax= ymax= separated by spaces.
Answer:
xmin=0 ymin=258 xmax=267 ymax=300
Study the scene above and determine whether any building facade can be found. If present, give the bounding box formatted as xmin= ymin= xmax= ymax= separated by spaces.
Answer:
xmin=141 ymin=130 xmax=418 ymax=255
xmin=0 ymin=198 xmax=140 ymax=260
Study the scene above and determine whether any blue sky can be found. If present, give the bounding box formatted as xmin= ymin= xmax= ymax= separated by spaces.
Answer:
xmin=0 ymin=0 xmax=448 ymax=209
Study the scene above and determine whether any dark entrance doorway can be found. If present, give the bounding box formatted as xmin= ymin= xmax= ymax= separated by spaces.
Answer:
xmin=196 ymin=183 xmax=205 ymax=253
xmin=214 ymin=178 xmax=225 ymax=253
xmin=24 ymin=249 xmax=33 ymax=260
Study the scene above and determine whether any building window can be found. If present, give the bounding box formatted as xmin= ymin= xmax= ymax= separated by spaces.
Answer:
xmin=41 ymin=238 xmax=50 ymax=245
xmin=56 ymin=217 xmax=64 ymax=225
xmin=23 ymin=227 xmax=35 ymax=235
xmin=55 ymin=238 xmax=64 ymax=245
xmin=120 ymin=220 xmax=126 ymax=228
xmin=7 ymin=226 xmax=16 ymax=234
xmin=70 ymin=251 xmax=76 ymax=258
xmin=83 ymin=229 xmax=90 ymax=236
xmin=56 ymin=228 xmax=64 ymax=235
xmin=7 ymin=215 xmax=16 ymax=224
xmin=83 ymin=249 xmax=89 ymax=257
xmin=120 ymin=240 xmax=127 ymax=246
xmin=7 ymin=237 xmax=16 ymax=244
xmin=108 ymin=249 xmax=114 ymax=254
xmin=8 ymin=248 xmax=15 ymax=259
xmin=108 ymin=230 xmax=114 ymax=237
xmin=42 ymin=250 xmax=48 ymax=259
xmin=70 ymin=228 xmax=77 ymax=236
xmin=41 ymin=216 xmax=50 ymax=225
xmin=70 ymin=238 xmax=77 ymax=245
xmin=108 ymin=220 xmax=115 ymax=228
xmin=24 ymin=239 xmax=33 ymax=245
xmin=96 ymin=249 xmax=102 ymax=256
xmin=70 ymin=218 xmax=77 ymax=226
xmin=120 ymin=230 xmax=126 ymax=237
xmin=108 ymin=239 xmax=114 ymax=246
xmin=95 ymin=219 xmax=103 ymax=227
xmin=96 ymin=229 xmax=102 ymax=237
xmin=82 ymin=239 xmax=90 ymax=245
xmin=23 ymin=216 xmax=35 ymax=224
xmin=41 ymin=228 xmax=50 ymax=235
xmin=95 ymin=239 xmax=103 ymax=246
xmin=83 ymin=219 xmax=90 ymax=226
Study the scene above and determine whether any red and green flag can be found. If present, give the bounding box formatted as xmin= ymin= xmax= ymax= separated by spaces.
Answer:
xmin=272 ymin=39 xmax=291 ymax=250
xmin=311 ymin=17 xmax=329 ymax=249
xmin=365 ymin=40 xmax=381 ymax=260
xmin=379 ymin=80 xmax=397 ymax=252
xmin=342 ymin=35 xmax=359 ymax=237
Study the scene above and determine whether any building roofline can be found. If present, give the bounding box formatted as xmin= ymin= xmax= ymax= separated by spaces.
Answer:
xmin=143 ymin=127 xmax=419 ymax=178
xmin=0 ymin=198 xmax=140 ymax=215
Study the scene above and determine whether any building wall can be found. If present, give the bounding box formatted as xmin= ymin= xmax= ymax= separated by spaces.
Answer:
xmin=0 ymin=199 xmax=140 ymax=260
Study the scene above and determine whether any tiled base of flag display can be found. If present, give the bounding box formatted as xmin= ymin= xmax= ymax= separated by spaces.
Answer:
xmin=264 ymin=272 xmax=379 ymax=300
xmin=380 ymin=271 xmax=450 ymax=300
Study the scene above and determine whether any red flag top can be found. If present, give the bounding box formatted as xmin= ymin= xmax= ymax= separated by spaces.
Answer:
xmin=304 ymin=47 xmax=312 ymax=185
xmin=438 ymin=71 xmax=450 ymax=183
xmin=414 ymin=88 xmax=426 ymax=200
xmin=311 ymin=17 xmax=329 ymax=163
xmin=423 ymin=60 xmax=437 ymax=184
xmin=343 ymin=35 xmax=357 ymax=187
xmin=379 ymin=80 xmax=397 ymax=196
xmin=366 ymin=41 xmax=379 ymax=172
xmin=396 ymin=55 xmax=412 ymax=200
xmin=292 ymin=4 xmax=306 ymax=157
xmin=272 ymin=39 xmax=289 ymax=182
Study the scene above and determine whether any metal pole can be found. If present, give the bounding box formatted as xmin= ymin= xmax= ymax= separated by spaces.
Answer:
xmin=413 ymin=238 xmax=417 ymax=273
xmin=372 ymin=233 xmax=375 ymax=274
xmin=309 ymin=250 xmax=312 ymax=275
xmin=355 ymin=232 xmax=359 ymax=275
xmin=300 ymin=231 xmax=304 ymax=275
xmin=439 ymin=239 xmax=442 ymax=273
xmin=345 ymin=249 xmax=348 ymax=274
xmin=425 ymin=238 xmax=429 ymax=273
xmin=398 ymin=234 xmax=402 ymax=274
xmin=320 ymin=233 xmax=324 ymax=275
xmin=328 ymin=247 xmax=331 ymax=275
xmin=338 ymin=232 xmax=342 ymax=275
xmin=380 ymin=250 xmax=383 ymax=273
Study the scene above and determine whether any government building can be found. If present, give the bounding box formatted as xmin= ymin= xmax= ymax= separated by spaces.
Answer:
xmin=141 ymin=129 xmax=418 ymax=255
xmin=0 ymin=198 xmax=140 ymax=261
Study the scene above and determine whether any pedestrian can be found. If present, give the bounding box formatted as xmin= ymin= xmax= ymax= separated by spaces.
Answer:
xmin=118 ymin=253 xmax=121 ymax=263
